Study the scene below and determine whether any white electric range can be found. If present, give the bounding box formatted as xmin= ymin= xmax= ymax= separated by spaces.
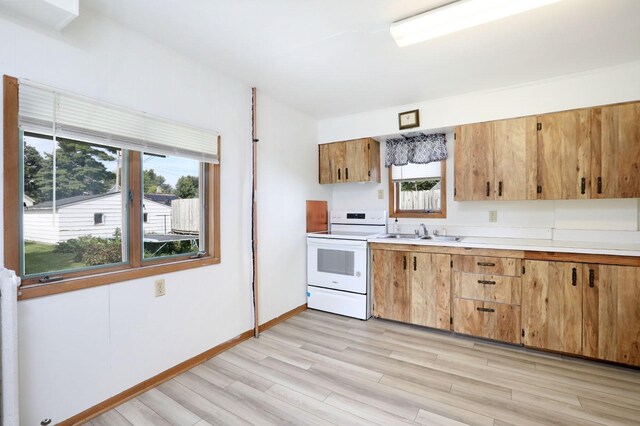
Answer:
xmin=306 ymin=210 xmax=387 ymax=319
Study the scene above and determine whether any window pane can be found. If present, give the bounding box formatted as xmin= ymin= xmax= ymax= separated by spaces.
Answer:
xmin=142 ymin=153 xmax=202 ymax=259
xmin=22 ymin=134 xmax=126 ymax=275
xmin=397 ymin=179 xmax=442 ymax=212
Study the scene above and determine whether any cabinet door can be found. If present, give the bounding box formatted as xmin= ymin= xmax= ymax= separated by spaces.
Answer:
xmin=344 ymin=138 xmax=370 ymax=183
xmin=537 ymin=110 xmax=591 ymax=200
xmin=319 ymin=144 xmax=332 ymax=184
xmin=410 ymin=253 xmax=450 ymax=329
xmin=522 ymin=260 xmax=583 ymax=354
xmin=590 ymin=103 xmax=640 ymax=199
xmin=583 ymin=264 xmax=640 ymax=366
xmin=319 ymin=142 xmax=346 ymax=184
xmin=454 ymin=122 xmax=494 ymax=200
xmin=372 ymin=249 xmax=410 ymax=322
xmin=493 ymin=117 xmax=537 ymax=200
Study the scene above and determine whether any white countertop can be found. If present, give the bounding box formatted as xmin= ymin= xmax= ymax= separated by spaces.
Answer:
xmin=367 ymin=235 xmax=640 ymax=257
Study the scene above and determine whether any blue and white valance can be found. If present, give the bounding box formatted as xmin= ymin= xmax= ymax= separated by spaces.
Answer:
xmin=385 ymin=133 xmax=447 ymax=167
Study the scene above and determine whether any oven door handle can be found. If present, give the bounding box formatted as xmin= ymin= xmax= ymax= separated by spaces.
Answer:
xmin=307 ymin=238 xmax=367 ymax=249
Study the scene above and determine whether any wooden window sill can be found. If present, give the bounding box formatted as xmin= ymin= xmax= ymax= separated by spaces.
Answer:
xmin=390 ymin=211 xmax=446 ymax=219
xmin=18 ymin=256 xmax=220 ymax=300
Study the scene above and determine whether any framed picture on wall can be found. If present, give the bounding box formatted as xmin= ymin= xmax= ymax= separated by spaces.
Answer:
xmin=398 ymin=109 xmax=420 ymax=130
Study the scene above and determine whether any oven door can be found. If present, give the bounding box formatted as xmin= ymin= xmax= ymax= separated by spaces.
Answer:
xmin=307 ymin=237 xmax=367 ymax=294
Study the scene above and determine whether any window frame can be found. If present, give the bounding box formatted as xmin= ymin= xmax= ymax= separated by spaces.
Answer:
xmin=3 ymin=75 xmax=221 ymax=300
xmin=387 ymin=159 xmax=447 ymax=219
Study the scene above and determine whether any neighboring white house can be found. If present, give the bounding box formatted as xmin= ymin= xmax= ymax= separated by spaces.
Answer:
xmin=24 ymin=192 xmax=175 ymax=244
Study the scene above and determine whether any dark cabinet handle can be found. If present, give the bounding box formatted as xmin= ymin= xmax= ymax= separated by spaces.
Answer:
xmin=572 ymin=267 xmax=577 ymax=286
xmin=345 ymin=168 xmax=349 ymax=180
xmin=477 ymin=262 xmax=496 ymax=267
xmin=486 ymin=182 xmax=490 ymax=196
xmin=537 ymin=185 xmax=542 ymax=194
xmin=337 ymin=168 xmax=341 ymax=180
xmin=581 ymin=177 xmax=586 ymax=195
xmin=403 ymin=256 xmax=407 ymax=270
xmin=477 ymin=280 xmax=496 ymax=285
xmin=498 ymin=181 xmax=503 ymax=197
xmin=597 ymin=177 xmax=602 ymax=194
xmin=477 ymin=307 xmax=495 ymax=313
xmin=589 ymin=269 xmax=595 ymax=288
xmin=413 ymin=256 xmax=417 ymax=271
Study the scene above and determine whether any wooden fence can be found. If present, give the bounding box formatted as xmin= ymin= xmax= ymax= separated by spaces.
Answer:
xmin=171 ymin=199 xmax=200 ymax=234
xmin=399 ymin=189 xmax=441 ymax=211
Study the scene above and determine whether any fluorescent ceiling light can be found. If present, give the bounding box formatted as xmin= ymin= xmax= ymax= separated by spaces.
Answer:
xmin=390 ymin=0 xmax=565 ymax=47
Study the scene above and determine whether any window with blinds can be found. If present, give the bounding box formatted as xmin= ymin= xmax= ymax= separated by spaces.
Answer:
xmin=14 ymin=78 xmax=220 ymax=282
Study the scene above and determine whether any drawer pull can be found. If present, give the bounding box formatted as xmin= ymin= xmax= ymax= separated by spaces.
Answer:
xmin=477 ymin=280 xmax=496 ymax=285
xmin=477 ymin=262 xmax=496 ymax=267
xmin=571 ymin=267 xmax=577 ymax=286
xmin=476 ymin=307 xmax=495 ymax=313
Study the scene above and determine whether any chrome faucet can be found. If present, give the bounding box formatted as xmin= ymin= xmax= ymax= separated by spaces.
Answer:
xmin=420 ymin=223 xmax=428 ymax=236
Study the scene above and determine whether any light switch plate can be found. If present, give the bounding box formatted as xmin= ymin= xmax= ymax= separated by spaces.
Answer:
xmin=378 ymin=189 xmax=384 ymax=199
xmin=489 ymin=210 xmax=498 ymax=223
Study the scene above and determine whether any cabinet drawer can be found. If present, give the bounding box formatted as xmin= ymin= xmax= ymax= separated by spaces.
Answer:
xmin=453 ymin=298 xmax=521 ymax=344
xmin=452 ymin=255 xmax=521 ymax=277
xmin=453 ymin=272 xmax=521 ymax=304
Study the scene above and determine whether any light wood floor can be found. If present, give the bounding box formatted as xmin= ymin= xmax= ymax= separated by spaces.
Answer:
xmin=88 ymin=309 xmax=640 ymax=426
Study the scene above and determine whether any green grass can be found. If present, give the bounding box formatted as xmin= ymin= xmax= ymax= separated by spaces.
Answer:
xmin=24 ymin=242 xmax=85 ymax=275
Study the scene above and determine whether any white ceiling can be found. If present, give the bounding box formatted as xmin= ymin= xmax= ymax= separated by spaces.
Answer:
xmin=84 ymin=0 xmax=640 ymax=118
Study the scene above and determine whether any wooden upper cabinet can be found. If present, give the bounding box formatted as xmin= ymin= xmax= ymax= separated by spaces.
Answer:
xmin=319 ymin=138 xmax=380 ymax=184
xmin=536 ymin=109 xmax=591 ymax=200
xmin=493 ymin=117 xmax=538 ymax=200
xmin=319 ymin=142 xmax=345 ymax=184
xmin=372 ymin=249 xmax=410 ymax=323
xmin=521 ymin=260 xmax=583 ymax=355
xmin=583 ymin=264 xmax=640 ymax=366
xmin=455 ymin=117 xmax=536 ymax=201
xmin=590 ymin=102 xmax=640 ymax=199
xmin=454 ymin=122 xmax=494 ymax=200
xmin=410 ymin=252 xmax=451 ymax=330
xmin=454 ymin=100 xmax=639 ymax=201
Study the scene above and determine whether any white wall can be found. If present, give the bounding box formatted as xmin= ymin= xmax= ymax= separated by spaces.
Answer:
xmin=256 ymin=95 xmax=331 ymax=324
xmin=318 ymin=62 xmax=640 ymax=241
xmin=0 ymin=9 xmax=323 ymax=424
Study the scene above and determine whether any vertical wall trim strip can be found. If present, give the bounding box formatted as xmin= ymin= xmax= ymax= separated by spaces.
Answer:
xmin=251 ymin=87 xmax=259 ymax=338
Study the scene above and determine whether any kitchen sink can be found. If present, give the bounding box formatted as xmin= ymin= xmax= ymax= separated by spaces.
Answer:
xmin=379 ymin=234 xmax=423 ymax=240
xmin=431 ymin=235 xmax=464 ymax=242
xmin=379 ymin=234 xmax=464 ymax=242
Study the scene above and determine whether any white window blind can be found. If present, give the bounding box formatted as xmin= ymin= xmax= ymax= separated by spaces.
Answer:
xmin=18 ymin=80 xmax=219 ymax=164
xmin=392 ymin=161 xmax=441 ymax=181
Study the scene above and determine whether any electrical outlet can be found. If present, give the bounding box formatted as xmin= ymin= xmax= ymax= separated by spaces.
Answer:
xmin=489 ymin=210 xmax=498 ymax=223
xmin=378 ymin=189 xmax=384 ymax=199
xmin=155 ymin=279 xmax=166 ymax=297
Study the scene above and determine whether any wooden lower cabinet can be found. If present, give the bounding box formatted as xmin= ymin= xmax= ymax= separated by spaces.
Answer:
xmin=373 ymin=245 xmax=640 ymax=367
xmin=453 ymin=299 xmax=520 ymax=344
xmin=411 ymin=252 xmax=451 ymax=329
xmin=372 ymin=249 xmax=450 ymax=330
xmin=583 ymin=264 xmax=640 ymax=366
xmin=521 ymin=260 xmax=583 ymax=355
xmin=372 ymin=249 xmax=410 ymax=323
